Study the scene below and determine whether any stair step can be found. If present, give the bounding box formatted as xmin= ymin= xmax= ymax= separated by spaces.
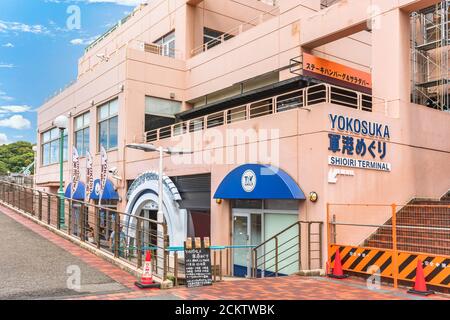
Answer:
xmin=365 ymin=240 xmax=450 ymax=256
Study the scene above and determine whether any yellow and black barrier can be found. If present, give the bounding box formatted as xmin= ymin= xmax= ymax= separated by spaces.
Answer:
xmin=329 ymin=244 xmax=450 ymax=289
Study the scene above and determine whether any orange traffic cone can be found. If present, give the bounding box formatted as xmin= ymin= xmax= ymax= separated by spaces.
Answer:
xmin=407 ymin=259 xmax=434 ymax=296
xmin=135 ymin=251 xmax=160 ymax=289
xmin=328 ymin=249 xmax=349 ymax=279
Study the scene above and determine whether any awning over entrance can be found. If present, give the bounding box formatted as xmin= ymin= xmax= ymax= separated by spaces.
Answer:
xmin=214 ymin=164 xmax=306 ymax=200
xmin=64 ymin=182 xmax=85 ymax=200
xmin=90 ymin=179 xmax=119 ymax=200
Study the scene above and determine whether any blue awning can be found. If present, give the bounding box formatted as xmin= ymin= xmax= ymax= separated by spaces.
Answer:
xmin=214 ymin=164 xmax=306 ymax=200
xmin=90 ymin=179 xmax=119 ymax=201
xmin=65 ymin=182 xmax=86 ymax=200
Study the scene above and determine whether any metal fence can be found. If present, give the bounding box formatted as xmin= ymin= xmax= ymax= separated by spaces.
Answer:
xmin=251 ymin=221 xmax=323 ymax=278
xmin=327 ymin=203 xmax=450 ymax=290
xmin=0 ymin=180 xmax=170 ymax=281
xmin=0 ymin=180 xmax=262 ymax=286
xmin=144 ymin=83 xmax=378 ymax=143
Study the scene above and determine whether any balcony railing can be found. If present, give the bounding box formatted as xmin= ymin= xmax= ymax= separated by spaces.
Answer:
xmin=191 ymin=5 xmax=280 ymax=56
xmin=144 ymin=83 xmax=377 ymax=143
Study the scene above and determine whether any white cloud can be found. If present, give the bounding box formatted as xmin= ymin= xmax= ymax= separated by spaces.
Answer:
xmin=0 ymin=20 xmax=48 ymax=34
xmin=46 ymin=0 xmax=147 ymax=6
xmin=81 ymin=0 xmax=147 ymax=6
xmin=0 ymin=133 xmax=8 ymax=145
xmin=0 ymin=105 xmax=32 ymax=113
xmin=2 ymin=43 xmax=14 ymax=48
xmin=0 ymin=63 xmax=14 ymax=68
xmin=70 ymin=35 xmax=99 ymax=46
xmin=0 ymin=91 xmax=15 ymax=102
xmin=0 ymin=115 xmax=31 ymax=130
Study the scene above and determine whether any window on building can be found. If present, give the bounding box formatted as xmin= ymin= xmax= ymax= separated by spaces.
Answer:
xmin=98 ymin=99 xmax=118 ymax=151
xmin=41 ymin=128 xmax=68 ymax=166
xmin=154 ymin=30 xmax=175 ymax=58
xmin=203 ymin=27 xmax=233 ymax=50
xmin=145 ymin=96 xmax=181 ymax=132
xmin=320 ymin=0 xmax=340 ymax=8
xmin=74 ymin=112 xmax=90 ymax=157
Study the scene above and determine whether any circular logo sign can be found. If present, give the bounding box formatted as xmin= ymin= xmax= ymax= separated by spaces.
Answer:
xmin=241 ymin=170 xmax=257 ymax=193
xmin=95 ymin=183 xmax=101 ymax=196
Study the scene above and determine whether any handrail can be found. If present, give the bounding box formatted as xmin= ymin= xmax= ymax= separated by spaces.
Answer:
xmin=0 ymin=180 xmax=163 ymax=226
xmin=191 ymin=5 xmax=280 ymax=56
xmin=251 ymin=220 xmax=323 ymax=278
xmin=144 ymin=83 xmax=376 ymax=143
xmin=0 ymin=179 xmax=170 ymax=281
xmin=254 ymin=221 xmax=320 ymax=251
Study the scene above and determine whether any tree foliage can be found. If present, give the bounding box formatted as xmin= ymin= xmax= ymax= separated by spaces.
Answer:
xmin=0 ymin=141 xmax=35 ymax=175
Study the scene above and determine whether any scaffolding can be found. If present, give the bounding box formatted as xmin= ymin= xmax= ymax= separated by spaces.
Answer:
xmin=411 ymin=1 xmax=450 ymax=111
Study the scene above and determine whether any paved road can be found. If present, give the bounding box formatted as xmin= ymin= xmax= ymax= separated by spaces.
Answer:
xmin=0 ymin=211 xmax=127 ymax=300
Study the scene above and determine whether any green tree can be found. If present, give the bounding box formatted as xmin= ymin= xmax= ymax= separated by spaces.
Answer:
xmin=0 ymin=141 xmax=35 ymax=174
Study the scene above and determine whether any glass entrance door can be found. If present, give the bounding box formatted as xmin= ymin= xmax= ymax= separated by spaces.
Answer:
xmin=233 ymin=214 xmax=250 ymax=277
xmin=232 ymin=213 xmax=262 ymax=277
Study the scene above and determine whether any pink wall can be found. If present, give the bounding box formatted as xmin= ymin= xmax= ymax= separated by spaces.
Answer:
xmin=35 ymin=0 xmax=450 ymax=264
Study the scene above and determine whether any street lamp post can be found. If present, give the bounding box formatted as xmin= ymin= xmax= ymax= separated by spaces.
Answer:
xmin=126 ymin=143 xmax=192 ymax=279
xmin=53 ymin=115 xmax=69 ymax=229
xmin=32 ymin=145 xmax=37 ymax=188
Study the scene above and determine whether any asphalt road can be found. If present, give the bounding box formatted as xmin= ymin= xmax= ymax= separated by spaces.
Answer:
xmin=0 ymin=211 xmax=127 ymax=300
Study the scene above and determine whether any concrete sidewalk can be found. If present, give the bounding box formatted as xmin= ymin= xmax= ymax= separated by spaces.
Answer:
xmin=0 ymin=209 xmax=130 ymax=300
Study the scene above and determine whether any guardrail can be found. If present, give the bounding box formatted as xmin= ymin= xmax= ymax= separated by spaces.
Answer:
xmin=327 ymin=203 xmax=450 ymax=290
xmin=145 ymin=83 xmax=376 ymax=143
xmin=166 ymin=245 xmax=256 ymax=286
xmin=0 ymin=180 xmax=170 ymax=281
xmin=251 ymin=221 xmax=323 ymax=278
xmin=191 ymin=5 xmax=280 ymax=56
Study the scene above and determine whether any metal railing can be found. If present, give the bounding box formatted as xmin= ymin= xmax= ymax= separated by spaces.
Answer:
xmin=327 ymin=203 xmax=450 ymax=290
xmin=145 ymin=83 xmax=376 ymax=143
xmin=251 ymin=221 xmax=323 ymax=278
xmin=320 ymin=0 xmax=341 ymax=9
xmin=191 ymin=6 xmax=280 ymax=56
xmin=0 ymin=175 xmax=34 ymax=188
xmin=166 ymin=245 xmax=256 ymax=286
xmin=85 ymin=3 xmax=148 ymax=53
xmin=0 ymin=180 xmax=170 ymax=281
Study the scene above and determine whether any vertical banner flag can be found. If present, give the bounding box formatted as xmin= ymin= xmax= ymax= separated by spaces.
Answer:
xmin=71 ymin=146 xmax=80 ymax=199
xmin=85 ymin=151 xmax=94 ymax=201
xmin=99 ymin=146 xmax=108 ymax=205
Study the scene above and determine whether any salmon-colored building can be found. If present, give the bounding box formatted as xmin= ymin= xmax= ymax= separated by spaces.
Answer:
xmin=36 ymin=0 xmax=450 ymax=277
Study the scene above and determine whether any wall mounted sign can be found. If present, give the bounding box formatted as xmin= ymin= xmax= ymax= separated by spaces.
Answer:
xmin=303 ymin=52 xmax=372 ymax=94
xmin=328 ymin=168 xmax=355 ymax=184
xmin=184 ymin=237 xmax=213 ymax=288
xmin=241 ymin=170 xmax=257 ymax=193
xmin=328 ymin=114 xmax=392 ymax=177
xmin=328 ymin=156 xmax=391 ymax=172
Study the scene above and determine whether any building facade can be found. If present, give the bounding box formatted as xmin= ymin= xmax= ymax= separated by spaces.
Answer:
xmin=36 ymin=0 xmax=450 ymax=276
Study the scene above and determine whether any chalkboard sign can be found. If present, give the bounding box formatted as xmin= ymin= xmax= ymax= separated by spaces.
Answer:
xmin=184 ymin=238 xmax=213 ymax=288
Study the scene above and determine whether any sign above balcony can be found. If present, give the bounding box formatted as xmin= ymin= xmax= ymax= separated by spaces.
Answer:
xmin=303 ymin=53 xmax=372 ymax=94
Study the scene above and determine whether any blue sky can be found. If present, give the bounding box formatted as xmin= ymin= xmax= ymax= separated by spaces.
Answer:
xmin=0 ymin=0 xmax=146 ymax=145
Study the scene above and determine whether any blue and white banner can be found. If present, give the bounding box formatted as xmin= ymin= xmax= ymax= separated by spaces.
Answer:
xmin=85 ymin=151 xmax=94 ymax=201
xmin=99 ymin=146 xmax=108 ymax=204
xmin=71 ymin=146 xmax=80 ymax=199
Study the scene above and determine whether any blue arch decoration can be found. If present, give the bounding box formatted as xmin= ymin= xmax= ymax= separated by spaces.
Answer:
xmin=64 ymin=182 xmax=86 ymax=200
xmin=214 ymin=164 xmax=306 ymax=200
xmin=90 ymin=179 xmax=119 ymax=200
